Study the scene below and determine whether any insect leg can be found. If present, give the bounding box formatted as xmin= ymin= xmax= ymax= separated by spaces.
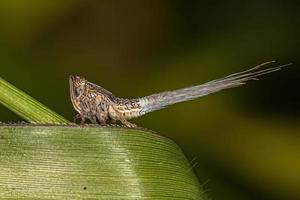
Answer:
xmin=74 ymin=113 xmax=85 ymax=124
xmin=120 ymin=119 xmax=137 ymax=128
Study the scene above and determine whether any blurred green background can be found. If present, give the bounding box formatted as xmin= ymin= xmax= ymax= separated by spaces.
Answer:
xmin=0 ymin=0 xmax=299 ymax=199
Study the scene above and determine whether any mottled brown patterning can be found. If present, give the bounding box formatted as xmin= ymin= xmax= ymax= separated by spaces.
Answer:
xmin=69 ymin=61 xmax=291 ymax=127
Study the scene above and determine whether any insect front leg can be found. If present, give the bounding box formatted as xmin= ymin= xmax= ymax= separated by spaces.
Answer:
xmin=74 ymin=113 xmax=98 ymax=124
xmin=74 ymin=113 xmax=85 ymax=124
xmin=88 ymin=115 xmax=97 ymax=124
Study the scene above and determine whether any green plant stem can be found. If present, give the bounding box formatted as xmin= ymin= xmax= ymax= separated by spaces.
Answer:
xmin=0 ymin=77 xmax=69 ymax=124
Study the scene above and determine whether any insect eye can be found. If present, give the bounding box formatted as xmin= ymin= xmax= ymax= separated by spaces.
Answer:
xmin=75 ymin=87 xmax=84 ymax=96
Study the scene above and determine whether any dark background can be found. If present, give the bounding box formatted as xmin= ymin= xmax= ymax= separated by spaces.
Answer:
xmin=0 ymin=1 xmax=299 ymax=199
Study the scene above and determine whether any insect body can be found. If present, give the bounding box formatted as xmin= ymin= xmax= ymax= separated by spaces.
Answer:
xmin=70 ymin=61 xmax=290 ymax=127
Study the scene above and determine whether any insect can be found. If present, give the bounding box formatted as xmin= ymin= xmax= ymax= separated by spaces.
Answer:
xmin=70 ymin=61 xmax=291 ymax=128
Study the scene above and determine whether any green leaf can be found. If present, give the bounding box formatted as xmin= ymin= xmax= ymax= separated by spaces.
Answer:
xmin=0 ymin=125 xmax=207 ymax=199
xmin=0 ymin=77 xmax=69 ymax=124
